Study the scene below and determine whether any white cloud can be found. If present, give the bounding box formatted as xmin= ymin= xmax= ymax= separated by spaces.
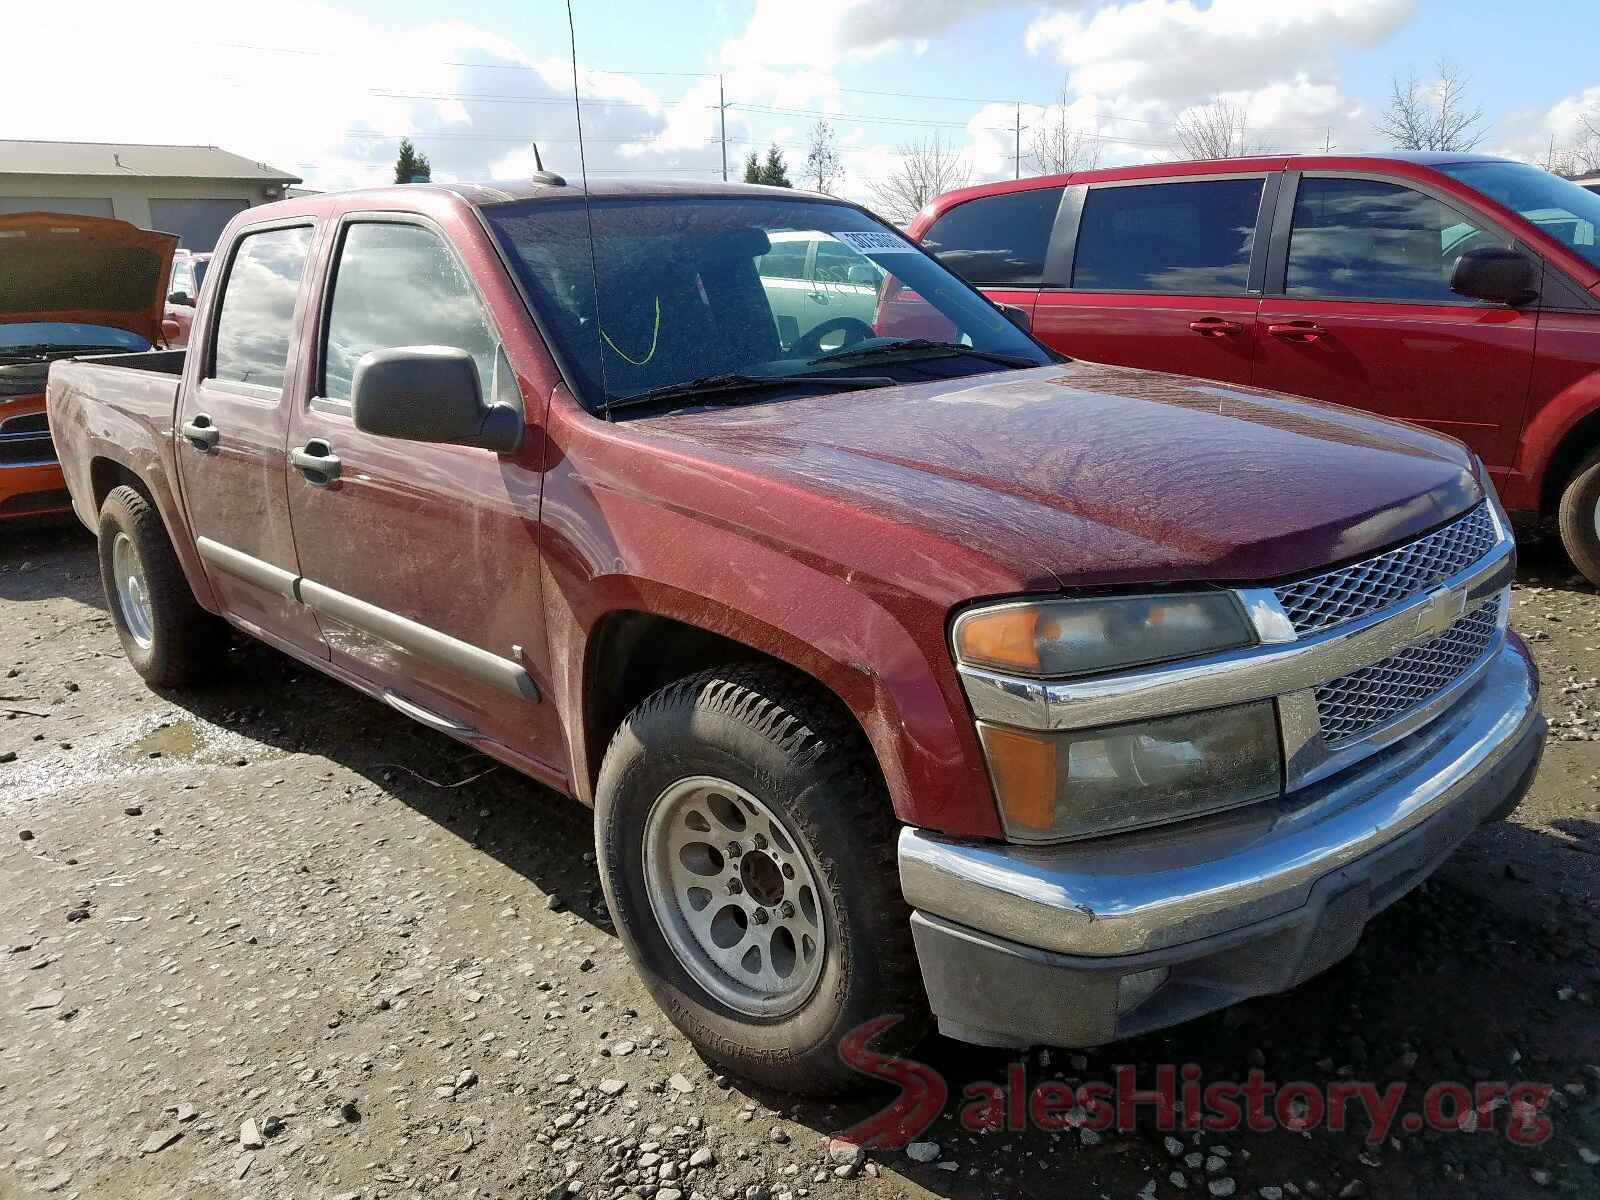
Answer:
xmin=3 ymin=0 xmax=735 ymax=193
xmin=1490 ymin=85 xmax=1600 ymax=168
xmin=1025 ymin=0 xmax=1412 ymax=103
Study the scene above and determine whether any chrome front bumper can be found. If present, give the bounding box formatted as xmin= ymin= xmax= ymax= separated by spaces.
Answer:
xmin=900 ymin=635 xmax=1544 ymax=1048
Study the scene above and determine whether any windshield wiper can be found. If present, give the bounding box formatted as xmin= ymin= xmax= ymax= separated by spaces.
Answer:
xmin=807 ymin=339 xmax=1039 ymax=369
xmin=597 ymin=371 xmax=895 ymax=416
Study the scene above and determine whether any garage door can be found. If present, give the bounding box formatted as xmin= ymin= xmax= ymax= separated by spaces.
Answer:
xmin=0 ymin=196 xmax=115 ymax=218
xmin=148 ymin=198 xmax=249 ymax=251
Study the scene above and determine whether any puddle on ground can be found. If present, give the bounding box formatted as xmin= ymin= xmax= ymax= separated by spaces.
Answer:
xmin=127 ymin=721 xmax=204 ymax=761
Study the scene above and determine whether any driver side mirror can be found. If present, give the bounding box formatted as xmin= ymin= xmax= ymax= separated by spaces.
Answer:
xmin=167 ymin=291 xmax=193 ymax=307
xmin=1450 ymin=247 xmax=1539 ymax=306
xmin=351 ymin=346 xmax=522 ymax=453
xmin=996 ymin=303 xmax=1032 ymax=333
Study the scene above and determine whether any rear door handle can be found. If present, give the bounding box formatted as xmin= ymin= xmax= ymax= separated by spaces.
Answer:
xmin=1188 ymin=317 xmax=1244 ymax=338
xmin=289 ymin=439 xmax=341 ymax=484
xmin=181 ymin=414 xmax=220 ymax=450
xmin=1267 ymin=321 xmax=1327 ymax=343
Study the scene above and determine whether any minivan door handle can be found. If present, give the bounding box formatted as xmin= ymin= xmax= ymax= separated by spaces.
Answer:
xmin=1267 ymin=321 xmax=1327 ymax=343
xmin=289 ymin=439 xmax=341 ymax=484
xmin=1188 ymin=317 xmax=1244 ymax=338
xmin=181 ymin=414 xmax=220 ymax=450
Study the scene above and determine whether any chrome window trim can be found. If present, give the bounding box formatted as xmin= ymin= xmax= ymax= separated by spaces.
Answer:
xmin=958 ymin=529 xmax=1513 ymax=736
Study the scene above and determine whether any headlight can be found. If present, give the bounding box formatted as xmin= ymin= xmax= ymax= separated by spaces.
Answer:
xmin=976 ymin=702 xmax=1282 ymax=843
xmin=953 ymin=592 xmax=1275 ymax=843
xmin=952 ymin=593 xmax=1254 ymax=679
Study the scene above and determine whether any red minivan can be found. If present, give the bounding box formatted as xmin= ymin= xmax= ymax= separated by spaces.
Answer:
xmin=910 ymin=154 xmax=1600 ymax=581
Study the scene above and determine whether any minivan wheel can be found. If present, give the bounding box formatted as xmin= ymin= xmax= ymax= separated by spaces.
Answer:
xmin=1556 ymin=447 xmax=1600 ymax=588
xmin=97 ymin=485 xmax=224 ymax=686
xmin=595 ymin=664 xmax=929 ymax=1095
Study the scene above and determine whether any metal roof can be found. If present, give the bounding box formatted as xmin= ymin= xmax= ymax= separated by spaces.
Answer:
xmin=0 ymin=140 xmax=300 ymax=183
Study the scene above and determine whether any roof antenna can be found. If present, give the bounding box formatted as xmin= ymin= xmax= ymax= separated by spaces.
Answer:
xmin=530 ymin=139 xmax=565 ymax=187
xmin=566 ymin=0 xmax=612 ymax=416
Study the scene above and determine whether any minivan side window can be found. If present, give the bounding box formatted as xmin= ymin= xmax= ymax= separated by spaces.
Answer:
xmin=209 ymin=226 xmax=314 ymax=390
xmin=923 ymin=188 xmax=1064 ymax=287
xmin=322 ymin=222 xmax=499 ymax=404
xmin=1285 ymin=177 xmax=1497 ymax=303
xmin=1071 ymin=178 xmax=1264 ymax=294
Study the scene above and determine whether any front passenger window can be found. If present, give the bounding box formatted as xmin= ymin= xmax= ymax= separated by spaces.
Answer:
xmin=1286 ymin=178 xmax=1500 ymax=303
xmin=322 ymin=222 xmax=498 ymax=403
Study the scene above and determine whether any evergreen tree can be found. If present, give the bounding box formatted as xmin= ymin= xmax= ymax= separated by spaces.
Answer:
xmin=760 ymin=143 xmax=792 ymax=187
xmin=394 ymin=138 xmax=432 ymax=184
xmin=742 ymin=150 xmax=762 ymax=184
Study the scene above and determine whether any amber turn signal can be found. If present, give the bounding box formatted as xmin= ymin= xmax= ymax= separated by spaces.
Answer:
xmin=954 ymin=607 xmax=1041 ymax=673
xmin=976 ymin=723 xmax=1059 ymax=833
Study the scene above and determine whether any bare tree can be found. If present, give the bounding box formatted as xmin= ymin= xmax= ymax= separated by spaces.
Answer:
xmin=1174 ymin=98 xmax=1261 ymax=159
xmin=1029 ymin=86 xmax=1104 ymax=174
xmin=1571 ymin=106 xmax=1600 ymax=175
xmin=866 ymin=132 xmax=969 ymax=225
xmin=1374 ymin=59 xmax=1487 ymax=152
xmin=804 ymin=118 xmax=844 ymax=195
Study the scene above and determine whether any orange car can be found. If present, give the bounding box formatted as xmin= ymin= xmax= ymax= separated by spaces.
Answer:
xmin=0 ymin=212 xmax=176 ymax=520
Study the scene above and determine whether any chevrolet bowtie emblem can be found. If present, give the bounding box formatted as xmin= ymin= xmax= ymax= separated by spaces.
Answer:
xmin=1414 ymin=585 xmax=1467 ymax=640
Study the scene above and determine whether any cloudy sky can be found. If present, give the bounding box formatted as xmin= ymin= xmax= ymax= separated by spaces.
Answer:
xmin=9 ymin=0 xmax=1598 ymax=202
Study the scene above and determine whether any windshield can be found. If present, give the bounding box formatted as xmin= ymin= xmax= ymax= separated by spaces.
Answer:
xmin=0 ymin=323 xmax=149 ymax=395
xmin=1438 ymin=160 xmax=1600 ymax=270
xmin=483 ymin=195 xmax=1050 ymax=411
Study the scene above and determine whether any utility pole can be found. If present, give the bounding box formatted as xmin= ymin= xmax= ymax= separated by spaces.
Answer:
xmin=719 ymin=75 xmax=729 ymax=182
xmin=1015 ymin=103 xmax=1022 ymax=180
xmin=1321 ymin=126 xmax=1335 ymax=154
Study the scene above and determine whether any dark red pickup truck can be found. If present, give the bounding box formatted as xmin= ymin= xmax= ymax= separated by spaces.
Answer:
xmin=47 ymin=180 xmax=1544 ymax=1093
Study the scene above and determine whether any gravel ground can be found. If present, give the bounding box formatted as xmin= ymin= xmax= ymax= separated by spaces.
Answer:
xmin=1 ymin=522 xmax=1597 ymax=1200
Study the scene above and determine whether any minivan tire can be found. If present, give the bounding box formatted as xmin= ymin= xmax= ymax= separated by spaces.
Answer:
xmin=594 ymin=663 xmax=929 ymax=1095
xmin=1556 ymin=447 xmax=1600 ymax=588
xmin=97 ymin=485 xmax=224 ymax=687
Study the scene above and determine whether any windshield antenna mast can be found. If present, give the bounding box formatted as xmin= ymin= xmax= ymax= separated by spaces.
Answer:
xmin=565 ymin=0 xmax=612 ymax=415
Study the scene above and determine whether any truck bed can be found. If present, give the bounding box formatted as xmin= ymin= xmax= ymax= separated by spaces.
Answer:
xmin=45 ymin=351 xmax=190 ymax=533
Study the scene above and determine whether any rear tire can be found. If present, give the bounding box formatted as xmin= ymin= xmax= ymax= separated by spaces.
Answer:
xmin=1557 ymin=447 xmax=1600 ymax=588
xmin=97 ymin=485 xmax=223 ymax=686
xmin=595 ymin=663 xmax=929 ymax=1095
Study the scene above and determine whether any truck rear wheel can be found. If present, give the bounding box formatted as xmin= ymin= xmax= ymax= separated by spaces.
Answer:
xmin=595 ymin=663 xmax=929 ymax=1094
xmin=1557 ymin=447 xmax=1600 ymax=588
xmin=97 ymin=485 xmax=223 ymax=687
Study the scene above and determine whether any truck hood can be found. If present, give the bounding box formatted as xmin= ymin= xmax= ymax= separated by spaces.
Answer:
xmin=641 ymin=362 xmax=1483 ymax=591
xmin=0 ymin=212 xmax=177 ymax=346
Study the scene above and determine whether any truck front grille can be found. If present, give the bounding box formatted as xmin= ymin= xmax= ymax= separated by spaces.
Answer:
xmin=1275 ymin=504 xmax=1499 ymax=636
xmin=0 ymin=412 xmax=57 ymax=467
xmin=1314 ymin=599 xmax=1501 ymax=746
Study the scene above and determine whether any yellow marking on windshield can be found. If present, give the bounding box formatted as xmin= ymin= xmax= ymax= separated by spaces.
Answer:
xmin=601 ymin=295 xmax=661 ymax=366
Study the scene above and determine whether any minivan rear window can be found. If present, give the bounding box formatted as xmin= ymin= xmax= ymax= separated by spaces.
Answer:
xmin=1072 ymin=178 xmax=1264 ymax=294
xmin=923 ymin=188 xmax=1064 ymax=288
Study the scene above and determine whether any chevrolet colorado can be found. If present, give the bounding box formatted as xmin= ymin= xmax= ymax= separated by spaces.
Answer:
xmin=46 ymin=180 xmax=1544 ymax=1093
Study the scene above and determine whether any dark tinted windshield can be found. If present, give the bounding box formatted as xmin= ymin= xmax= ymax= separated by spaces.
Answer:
xmin=0 ymin=323 xmax=150 ymax=396
xmin=0 ymin=322 xmax=149 ymax=351
xmin=1438 ymin=160 xmax=1600 ymax=270
xmin=483 ymin=195 xmax=1049 ymax=409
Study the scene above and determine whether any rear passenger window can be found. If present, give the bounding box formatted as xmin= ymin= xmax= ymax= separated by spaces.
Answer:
xmin=209 ymin=226 xmax=313 ymax=390
xmin=1072 ymin=179 xmax=1264 ymax=293
xmin=924 ymin=188 xmax=1063 ymax=287
xmin=1286 ymin=177 xmax=1495 ymax=303
xmin=322 ymin=222 xmax=498 ymax=403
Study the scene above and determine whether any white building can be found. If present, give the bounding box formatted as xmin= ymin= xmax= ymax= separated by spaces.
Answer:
xmin=0 ymin=140 xmax=301 ymax=250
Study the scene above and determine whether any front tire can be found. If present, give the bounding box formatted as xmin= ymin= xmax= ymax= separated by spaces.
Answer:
xmin=97 ymin=485 xmax=223 ymax=686
xmin=595 ymin=664 xmax=929 ymax=1094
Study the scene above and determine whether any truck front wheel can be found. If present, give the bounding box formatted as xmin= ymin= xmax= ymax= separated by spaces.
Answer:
xmin=595 ymin=664 xmax=929 ymax=1094
xmin=97 ymin=485 xmax=223 ymax=687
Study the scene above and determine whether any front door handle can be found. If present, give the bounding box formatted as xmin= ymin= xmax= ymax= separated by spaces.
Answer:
xmin=1267 ymin=321 xmax=1327 ymax=343
xmin=1188 ymin=317 xmax=1244 ymax=338
xmin=289 ymin=439 xmax=341 ymax=484
xmin=181 ymin=414 xmax=220 ymax=450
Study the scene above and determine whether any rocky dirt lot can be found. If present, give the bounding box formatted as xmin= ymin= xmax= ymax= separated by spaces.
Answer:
xmin=1 ymin=523 xmax=1597 ymax=1200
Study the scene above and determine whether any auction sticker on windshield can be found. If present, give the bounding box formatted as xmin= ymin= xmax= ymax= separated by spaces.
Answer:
xmin=830 ymin=230 xmax=917 ymax=254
